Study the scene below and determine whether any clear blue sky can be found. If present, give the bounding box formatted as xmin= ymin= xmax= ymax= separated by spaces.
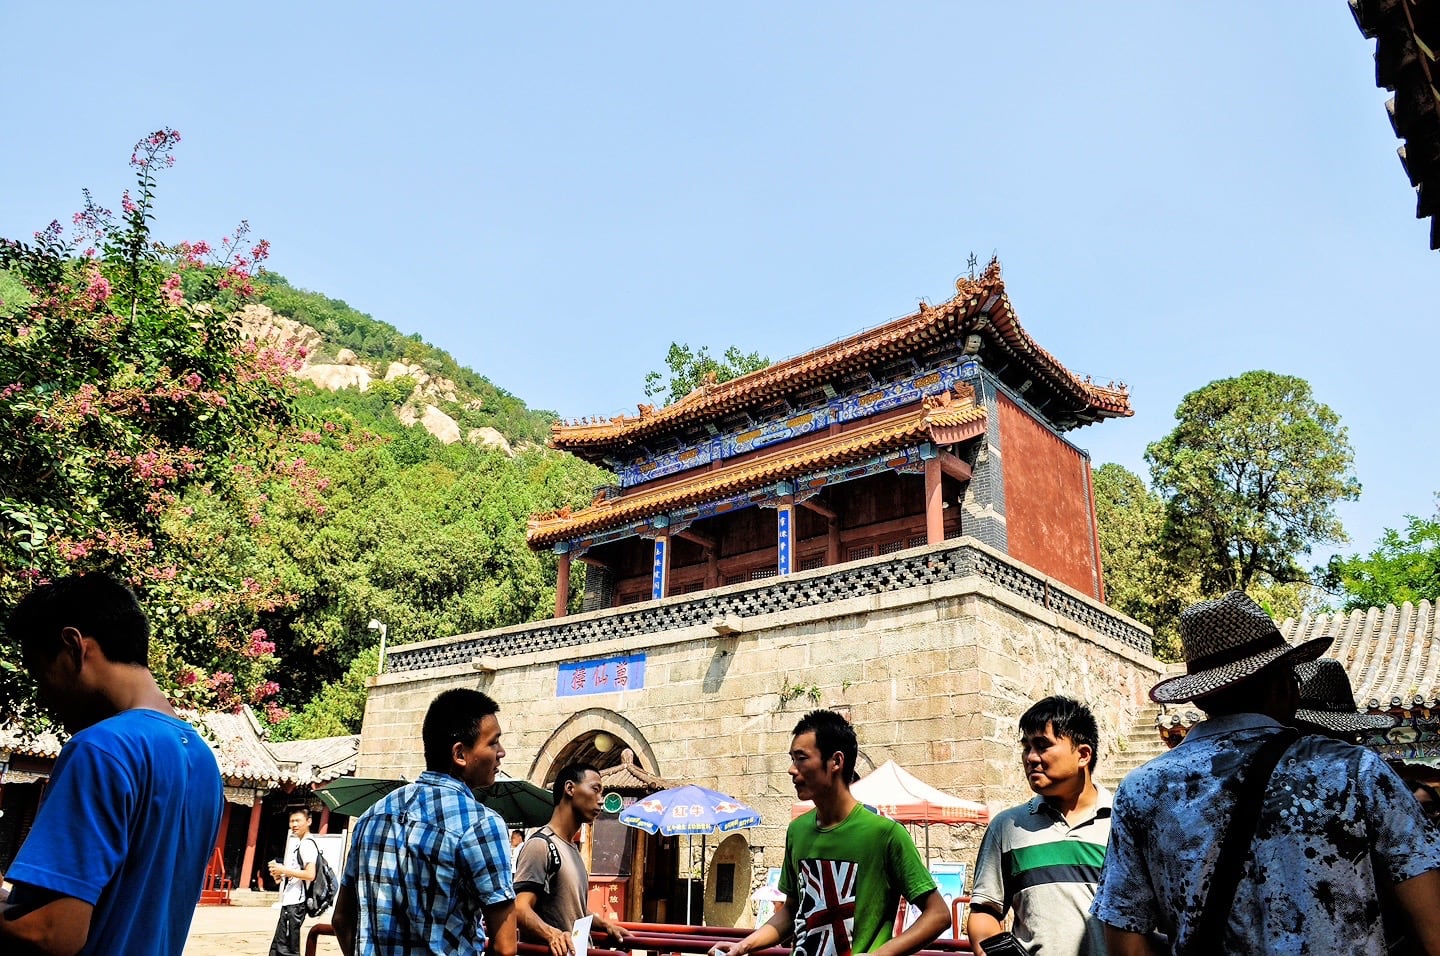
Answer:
xmin=3 ymin=3 xmax=1433 ymax=568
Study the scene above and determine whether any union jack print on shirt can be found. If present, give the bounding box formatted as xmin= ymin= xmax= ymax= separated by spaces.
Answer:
xmin=793 ymin=859 xmax=858 ymax=956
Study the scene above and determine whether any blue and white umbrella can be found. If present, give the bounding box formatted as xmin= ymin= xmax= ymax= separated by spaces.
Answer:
xmin=619 ymin=785 xmax=761 ymax=923
xmin=619 ymin=784 xmax=760 ymax=835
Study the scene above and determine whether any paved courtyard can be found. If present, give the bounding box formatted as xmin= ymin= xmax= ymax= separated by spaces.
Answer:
xmin=185 ymin=903 xmax=341 ymax=956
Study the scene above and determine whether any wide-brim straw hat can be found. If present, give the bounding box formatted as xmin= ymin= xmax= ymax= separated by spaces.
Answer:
xmin=1150 ymin=591 xmax=1333 ymax=704
xmin=1293 ymin=657 xmax=1398 ymax=734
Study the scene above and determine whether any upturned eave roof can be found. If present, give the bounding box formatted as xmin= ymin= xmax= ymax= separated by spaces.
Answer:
xmin=528 ymin=396 xmax=986 ymax=548
xmin=1351 ymin=0 xmax=1440 ymax=249
xmin=550 ymin=263 xmax=1130 ymax=454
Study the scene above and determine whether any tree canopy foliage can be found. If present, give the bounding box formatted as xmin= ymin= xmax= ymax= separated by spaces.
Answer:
xmin=1145 ymin=370 xmax=1359 ymax=594
xmin=0 ymin=130 xmax=299 ymax=720
xmin=1323 ymin=502 xmax=1440 ymax=610
xmin=643 ymin=342 xmax=769 ymax=405
xmin=0 ymin=131 xmax=604 ymax=734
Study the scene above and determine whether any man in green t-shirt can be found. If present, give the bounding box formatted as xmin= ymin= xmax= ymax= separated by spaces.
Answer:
xmin=715 ymin=710 xmax=950 ymax=956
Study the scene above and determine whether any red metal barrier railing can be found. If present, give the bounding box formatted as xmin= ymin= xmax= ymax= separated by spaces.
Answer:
xmin=304 ymin=921 xmax=973 ymax=956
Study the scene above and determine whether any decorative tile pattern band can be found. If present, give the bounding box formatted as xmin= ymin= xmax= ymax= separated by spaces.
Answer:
xmin=386 ymin=542 xmax=1152 ymax=673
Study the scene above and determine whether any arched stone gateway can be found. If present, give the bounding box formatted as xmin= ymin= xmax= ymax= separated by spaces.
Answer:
xmin=529 ymin=709 xmax=660 ymax=783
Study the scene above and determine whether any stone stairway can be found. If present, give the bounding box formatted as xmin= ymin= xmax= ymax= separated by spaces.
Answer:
xmin=1098 ymin=703 xmax=1172 ymax=791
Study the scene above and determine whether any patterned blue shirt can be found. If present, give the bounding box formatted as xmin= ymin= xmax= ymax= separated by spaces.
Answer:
xmin=1093 ymin=713 xmax=1440 ymax=955
xmin=342 ymin=770 xmax=515 ymax=955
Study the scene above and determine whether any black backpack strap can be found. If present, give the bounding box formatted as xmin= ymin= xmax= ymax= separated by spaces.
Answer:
xmin=1181 ymin=728 xmax=1298 ymax=955
xmin=540 ymin=829 xmax=562 ymax=893
xmin=520 ymin=828 xmax=564 ymax=894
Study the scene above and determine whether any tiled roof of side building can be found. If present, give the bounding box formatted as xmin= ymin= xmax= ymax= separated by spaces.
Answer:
xmin=0 ymin=707 xmax=360 ymax=790
xmin=550 ymin=262 xmax=1132 ymax=452
xmin=528 ymin=395 xmax=986 ymax=547
xmin=1281 ymin=600 xmax=1440 ymax=709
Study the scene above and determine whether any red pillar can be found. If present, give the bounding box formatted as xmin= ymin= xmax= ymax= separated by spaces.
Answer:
xmin=925 ymin=457 xmax=944 ymax=545
xmin=318 ymin=807 xmax=331 ymax=835
xmin=212 ymin=801 xmax=232 ymax=859
xmin=554 ymin=552 xmax=571 ymax=618
xmin=827 ymin=516 xmax=841 ymax=566
xmin=238 ymin=796 xmax=264 ymax=891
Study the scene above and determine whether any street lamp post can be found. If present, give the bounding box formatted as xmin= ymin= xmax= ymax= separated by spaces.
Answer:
xmin=368 ymin=619 xmax=388 ymax=675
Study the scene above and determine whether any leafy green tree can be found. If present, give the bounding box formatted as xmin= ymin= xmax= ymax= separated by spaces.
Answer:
xmin=0 ymin=129 xmax=298 ymax=720
xmin=643 ymin=343 xmax=769 ymax=405
xmin=270 ymin=648 xmax=380 ymax=741
xmin=1093 ymin=463 xmax=1195 ymax=660
xmin=1145 ymin=371 xmax=1359 ymax=594
xmin=1323 ymin=501 xmax=1440 ymax=609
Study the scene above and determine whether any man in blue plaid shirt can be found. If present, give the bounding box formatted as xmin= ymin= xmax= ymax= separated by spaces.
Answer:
xmin=334 ymin=689 xmax=517 ymax=956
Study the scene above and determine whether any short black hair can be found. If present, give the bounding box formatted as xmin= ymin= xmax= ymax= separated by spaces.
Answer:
xmin=422 ymin=689 xmax=500 ymax=772
xmin=8 ymin=572 xmax=150 ymax=668
xmin=793 ymin=709 xmax=859 ymax=783
xmin=552 ymin=762 xmax=600 ymax=804
xmin=288 ymin=807 xmax=311 ymax=821
xmin=1020 ymin=695 xmax=1101 ymax=772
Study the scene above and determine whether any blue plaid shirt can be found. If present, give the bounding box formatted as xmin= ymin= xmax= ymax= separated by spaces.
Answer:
xmin=342 ymin=771 xmax=514 ymax=955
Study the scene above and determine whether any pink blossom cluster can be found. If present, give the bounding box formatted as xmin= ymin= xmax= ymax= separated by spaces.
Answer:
xmin=249 ymin=679 xmax=280 ymax=704
xmin=243 ymin=628 xmax=276 ymax=657
xmin=70 ymin=190 xmax=113 ymax=244
xmin=162 ymin=274 xmax=184 ymax=306
xmin=173 ymin=240 xmax=213 ymax=268
xmin=55 ymin=538 xmax=93 ymax=562
xmin=83 ymin=267 xmax=112 ymax=308
xmin=130 ymin=128 xmax=181 ymax=170
xmin=264 ymin=702 xmax=291 ymax=723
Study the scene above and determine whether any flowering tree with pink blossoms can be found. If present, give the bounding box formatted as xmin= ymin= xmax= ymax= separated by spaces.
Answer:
xmin=0 ymin=129 xmax=301 ymax=722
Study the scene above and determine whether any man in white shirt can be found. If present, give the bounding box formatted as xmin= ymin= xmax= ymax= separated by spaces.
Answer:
xmin=268 ymin=808 xmax=318 ymax=956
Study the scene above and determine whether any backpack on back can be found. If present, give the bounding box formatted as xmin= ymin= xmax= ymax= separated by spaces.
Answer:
xmin=302 ymin=838 xmax=338 ymax=916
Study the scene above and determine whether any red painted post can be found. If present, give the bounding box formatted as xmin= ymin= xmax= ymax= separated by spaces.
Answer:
xmin=238 ymin=796 xmax=264 ymax=891
xmin=555 ymin=552 xmax=571 ymax=618
xmin=925 ymin=457 xmax=944 ymax=545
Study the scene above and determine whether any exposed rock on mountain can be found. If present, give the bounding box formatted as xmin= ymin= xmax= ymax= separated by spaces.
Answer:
xmin=467 ymin=427 xmax=514 ymax=456
xmin=397 ymin=403 xmax=462 ymax=444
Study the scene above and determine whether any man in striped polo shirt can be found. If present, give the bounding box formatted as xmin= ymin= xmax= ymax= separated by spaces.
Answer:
xmin=967 ymin=696 xmax=1109 ymax=956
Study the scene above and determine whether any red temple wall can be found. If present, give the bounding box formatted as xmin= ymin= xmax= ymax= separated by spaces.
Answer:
xmin=995 ymin=394 xmax=1101 ymax=599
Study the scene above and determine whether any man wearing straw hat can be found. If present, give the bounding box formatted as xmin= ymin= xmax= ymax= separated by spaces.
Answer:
xmin=1092 ymin=591 xmax=1440 ymax=955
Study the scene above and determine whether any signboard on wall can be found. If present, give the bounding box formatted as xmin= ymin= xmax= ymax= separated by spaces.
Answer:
xmin=557 ymin=653 xmax=647 ymax=698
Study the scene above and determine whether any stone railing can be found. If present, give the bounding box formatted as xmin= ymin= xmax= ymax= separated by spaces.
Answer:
xmin=386 ymin=541 xmax=1153 ymax=673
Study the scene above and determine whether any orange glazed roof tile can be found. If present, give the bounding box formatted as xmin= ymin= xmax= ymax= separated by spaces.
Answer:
xmin=552 ymin=262 xmax=1130 ymax=452
xmin=528 ymin=398 xmax=986 ymax=548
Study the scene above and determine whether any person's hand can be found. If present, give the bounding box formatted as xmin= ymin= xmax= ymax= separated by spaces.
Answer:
xmin=708 ymin=943 xmax=740 ymax=956
xmin=542 ymin=923 xmax=573 ymax=956
xmin=608 ymin=924 xmax=631 ymax=947
xmin=267 ymin=860 xmax=283 ymax=879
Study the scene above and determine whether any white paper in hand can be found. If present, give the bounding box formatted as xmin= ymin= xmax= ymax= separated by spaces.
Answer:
xmin=572 ymin=914 xmax=593 ymax=956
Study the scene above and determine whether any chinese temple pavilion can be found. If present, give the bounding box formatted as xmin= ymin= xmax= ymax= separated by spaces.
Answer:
xmin=528 ymin=262 xmax=1132 ymax=613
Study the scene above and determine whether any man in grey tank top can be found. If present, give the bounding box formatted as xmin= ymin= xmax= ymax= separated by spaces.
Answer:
xmin=515 ymin=764 xmax=631 ymax=955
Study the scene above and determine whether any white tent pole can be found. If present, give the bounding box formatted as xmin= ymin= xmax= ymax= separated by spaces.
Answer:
xmin=686 ymin=833 xmax=694 ymax=924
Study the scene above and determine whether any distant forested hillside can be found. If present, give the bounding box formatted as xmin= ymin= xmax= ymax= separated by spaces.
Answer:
xmin=259 ymin=273 xmax=557 ymax=446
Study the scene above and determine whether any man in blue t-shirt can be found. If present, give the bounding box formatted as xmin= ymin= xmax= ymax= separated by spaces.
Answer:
xmin=0 ymin=572 xmax=224 ymax=955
